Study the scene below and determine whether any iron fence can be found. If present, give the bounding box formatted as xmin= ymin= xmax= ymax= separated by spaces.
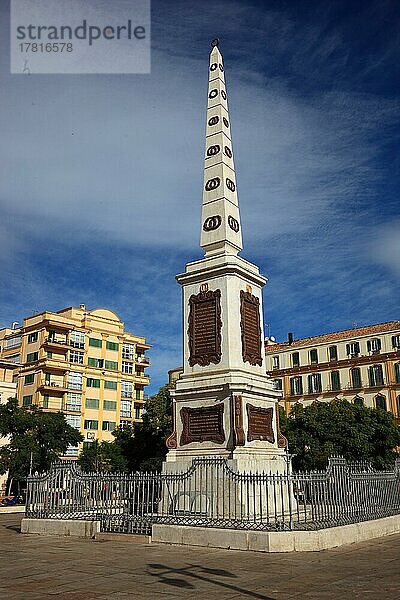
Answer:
xmin=25 ymin=456 xmax=400 ymax=535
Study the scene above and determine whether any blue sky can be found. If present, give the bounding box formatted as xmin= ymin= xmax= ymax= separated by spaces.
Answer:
xmin=0 ymin=0 xmax=399 ymax=394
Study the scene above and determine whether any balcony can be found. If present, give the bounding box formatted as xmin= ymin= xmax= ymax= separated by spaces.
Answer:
xmin=38 ymin=378 xmax=69 ymax=393
xmin=43 ymin=337 xmax=69 ymax=349
xmin=120 ymin=411 xmax=132 ymax=419
xmin=136 ymin=356 xmax=151 ymax=366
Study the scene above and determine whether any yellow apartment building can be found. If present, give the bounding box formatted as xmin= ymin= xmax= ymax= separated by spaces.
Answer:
xmin=0 ymin=305 xmax=150 ymax=457
xmin=265 ymin=321 xmax=400 ymax=418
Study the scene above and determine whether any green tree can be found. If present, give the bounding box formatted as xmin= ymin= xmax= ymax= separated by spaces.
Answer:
xmin=111 ymin=383 xmax=173 ymax=472
xmin=280 ymin=400 xmax=400 ymax=471
xmin=78 ymin=439 xmax=128 ymax=473
xmin=0 ymin=398 xmax=83 ymax=493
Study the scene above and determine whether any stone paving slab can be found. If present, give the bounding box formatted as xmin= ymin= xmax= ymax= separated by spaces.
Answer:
xmin=1 ymin=515 xmax=400 ymax=599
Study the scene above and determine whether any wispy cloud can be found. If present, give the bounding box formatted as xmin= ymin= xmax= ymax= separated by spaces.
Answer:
xmin=0 ymin=0 xmax=398 ymax=391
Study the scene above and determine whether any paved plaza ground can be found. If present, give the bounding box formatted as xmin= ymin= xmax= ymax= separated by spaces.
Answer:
xmin=1 ymin=514 xmax=400 ymax=599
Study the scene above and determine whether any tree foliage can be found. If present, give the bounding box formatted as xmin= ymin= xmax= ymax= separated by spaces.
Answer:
xmin=280 ymin=400 xmax=400 ymax=471
xmin=78 ymin=383 xmax=173 ymax=473
xmin=0 ymin=398 xmax=83 ymax=490
xmin=78 ymin=439 xmax=128 ymax=473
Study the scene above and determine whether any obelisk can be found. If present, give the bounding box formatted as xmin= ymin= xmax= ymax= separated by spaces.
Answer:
xmin=165 ymin=40 xmax=287 ymax=475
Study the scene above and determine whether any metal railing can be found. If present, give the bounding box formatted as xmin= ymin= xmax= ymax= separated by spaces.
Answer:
xmin=25 ymin=456 xmax=400 ymax=536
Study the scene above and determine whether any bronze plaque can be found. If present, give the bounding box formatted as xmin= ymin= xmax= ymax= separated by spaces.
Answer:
xmin=246 ymin=404 xmax=275 ymax=443
xmin=232 ymin=395 xmax=245 ymax=447
xmin=188 ymin=289 xmax=222 ymax=367
xmin=180 ymin=404 xmax=225 ymax=445
xmin=240 ymin=290 xmax=262 ymax=366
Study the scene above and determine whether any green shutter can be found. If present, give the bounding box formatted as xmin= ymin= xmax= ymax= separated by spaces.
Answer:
xmin=106 ymin=341 xmax=119 ymax=351
xmin=22 ymin=395 xmax=33 ymax=406
xmin=103 ymin=400 xmax=117 ymax=411
xmin=105 ymin=360 xmax=118 ymax=371
xmin=86 ymin=378 xmax=100 ymax=388
xmin=89 ymin=338 xmax=102 ymax=348
xmin=331 ymin=371 xmax=340 ymax=391
xmin=395 ymin=363 xmax=400 ymax=384
xmin=104 ymin=380 xmax=117 ymax=390
xmin=85 ymin=398 xmax=99 ymax=409
xmin=24 ymin=373 xmax=35 ymax=384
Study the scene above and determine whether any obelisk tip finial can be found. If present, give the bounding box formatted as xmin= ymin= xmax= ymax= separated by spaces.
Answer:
xmin=210 ymin=38 xmax=220 ymax=48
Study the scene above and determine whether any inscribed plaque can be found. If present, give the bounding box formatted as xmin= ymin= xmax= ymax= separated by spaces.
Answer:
xmin=240 ymin=290 xmax=262 ymax=366
xmin=188 ymin=289 xmax=222 ymax=366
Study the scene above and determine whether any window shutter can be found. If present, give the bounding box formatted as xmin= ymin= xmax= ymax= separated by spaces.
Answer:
xmin=367 ymin=340 xmax=371 ymax=352
xmin=346 ymin=344 xmax=350 ymax=355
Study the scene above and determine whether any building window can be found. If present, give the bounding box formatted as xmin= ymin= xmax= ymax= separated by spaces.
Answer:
xmin=135 ymin=388 xmax=142 ymax=401
xmin=70 ymin=350 xmax=84 ymax=364
xmin=23 ymin=395 xmax=33 ymax=406
xmin=392 ymin=335 xmax=400 ymax=349
xmin=26 ymin=352 xmax=38 ymax=363
xmin=121 ymin=381 xmax=133 ymax=398
xmin=27 ymin=332 xmax=38 ymax=344
xmin=70 ymin=331 xmax=85 ymax=349
xmin=351 ymin=368 xmax=362 ymax=389
xmin=290 ymin=376 xmax=303 ymax=396
xmin=309 ymin=349 xmax=318 ymax=364
xmin=104 ymin=380 xmax=117 ymax=390
xmin=134 ymin=404 xmax=141 ymax=419
xmin=85 ymin=398 xmax=99 ymax=409
xmin=330 ymin=371 xmax=340 ymax=391
xmin=375 ymin=394 xmax=387 ymax=411
xmin=68 ymin=371 xmax=83 ymax=390
xmin=367 ymin=338 xmax=381 ymax=354
xmin=120 ymin=400 xmax=132 ymax=418
xmin=84 ymin=419 xmax=98 ymax=430
xmin=24 ymin=373 xmax=35 ymax=384
xmin=102 ymin=420 xmax=116 ymax=431
xmin=87 ymin=378 xmax=100 ymax=388
xmin=122 ymin=343 xmax=135 ymax=360
xmin=89 ymin=338 xmax=102 ymax=348
xmin=65 ymin=414 xmax=81 ymax=429
xmin=272 ymin=356 xmax=280 ymax=369
xmin=291 ymin=352 xmax=300 ymax=367
xmin=66 ymin=393 xmax=82 ymax=412
xmin=5 ymin=335 xmax=21 ymax=349
xmin=396 ymin=395 xmax=400 ymax=416
xmin=122 ymin=361 xmax=133 ymax=374
xmin=308 ymin=373 xmax=322 ymax=394
xmin=103 ymin=400 xmax=117 ymax=411
xmin=328 ymin=345 xmax=338 ymax=361
xmin=42 ymin=395 xmax=49 ymax=408
xmin=106 ymin=341 xmax=119 ymax=351
xmin=273 ymin=379 xmax=282 ymax=391
xmin=354 ymin=396 xmax=364 ymax=406
xmin=7 ymin=353 xmax=21 ymax=364
xmin=105 ymin=360 xmax=118 ymax=371
xmin=346 ymin=342 xmax=360 ymax=357
xmin=88 ymin=357 xmax=104 ymax=368
xmin=395 ymin=363 xmax=400 ymax=384
xmin=368 ymin=365 xmax=384 ymax=387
